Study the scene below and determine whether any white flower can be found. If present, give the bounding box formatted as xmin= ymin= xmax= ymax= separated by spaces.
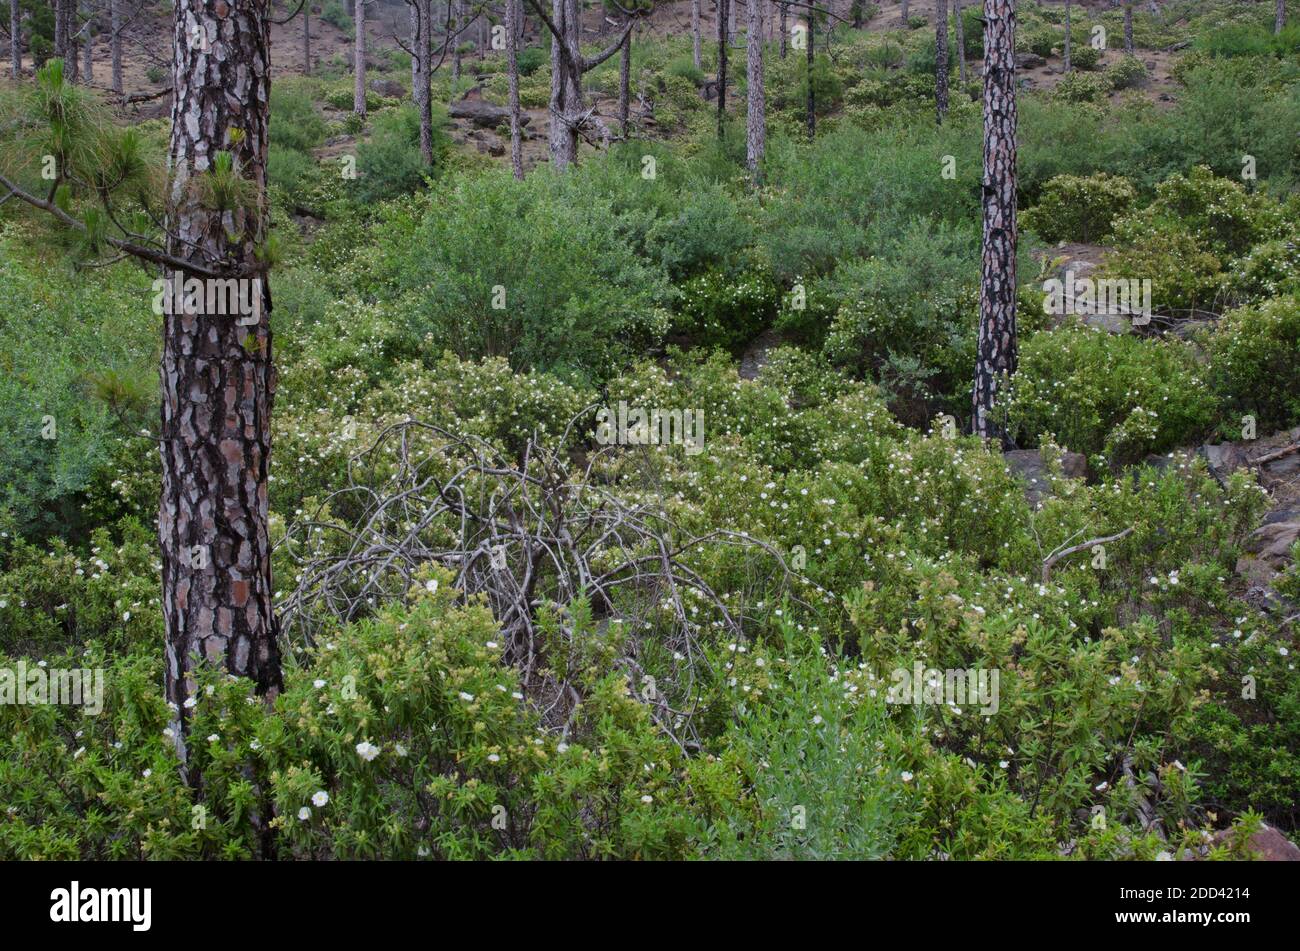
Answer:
xmin=998 ymin=760 xmax=1009 ymax=769
xmin=298 ymin=807 xmax=311 ymax=821
xmin=394 ymin=743 xmax=408 ymax=758
xmin=900 ymin=771 xmax=914 ymax=782
xmin=249 ymin=739 xmax=262 ymax=751
xmin=207 ymin=734 xmax=219 ymax=743
xmin=458 ymin=691 xmax=475 ymax=702
xmin=142 ymin=769 xmax=152 ymax=778
xmin=356 ymin=741 xmax=380 ymax=762
xmin=425 ymin=579 xmax=438 ymax=593
xmin=487 ymin=753 xmax=500 ymax=763
xmin=312 ymin=790 xmax=329 ymax=807
xmin=183 ymin=696 xmax=198 ymax=709
xmin=812 ymin=714 xmax=823 ymax=725
xmin=73 ymin=747 xmax=85 ymax=759
xmin=313 ymin=679 xmax=327 ymax=689
xmin=640 ymin=795 xmax=653 ymax=804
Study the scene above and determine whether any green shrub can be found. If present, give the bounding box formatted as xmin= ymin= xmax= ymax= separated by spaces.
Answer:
xmin=1069 ymin=43 xmax=1102 ymax=70
xmin=670 ymin=267 xmax=781 ymax=352
xmin=1054 ymin=70 xmax=1110 ymax=102
xmin=1107 ymin=54 xmax=1148 ymax=90
xmin=1205 ymin=296 xmax=1300 ymax=434
xmin=1021 ymin=172 xmax=1136 ymax=244
xmin=319 ymin=0 xmax=352 ymax=31
xmin=354 ymin=104 xmax=445 ymax=203
xmin=517 ymin=45 xmax=547 ymax=77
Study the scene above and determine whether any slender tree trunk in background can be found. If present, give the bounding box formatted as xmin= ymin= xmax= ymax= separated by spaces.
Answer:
xmin=452 ymin=0 xmax=462 ymax=82
xmin=10 ymin=0 xmax=21 ymax=77
xmin=110 ymin=0 xmax=123 ymax=93
xmin=1063 ymin=0 xmax=1071 ymax=72
xmin=692 ymin=0 xmax=701 ymax=69
xmin=303 ymin=1 xmax=311 ymax=73
xmin=716 ymin=0 xmax=727 ymax=138
xmin=780 ymin=2 xmax=787 ymax=58
xmin=805 ymin=12 xmax=814 ymax=138
xmin=972 ymin=0 xmax=1018 ymax=442
xmin=65 ymin=0 xmax=79 ymax=82
xmin=547 ymin=0 xmax=582 ymax=168
xmin=618 ymin=26 xmax=630 ymax=135
xmin=506 ymin=0 xmax=523 ymax=178
xmin=900 ymin=0 xmax=909 ymax=24
xmin=1122 ymin=0 xmax=1132 ymax=51
xmin=413 ymin=0 xmax=434 ymax=163
xmin=935 ymin=0 xmax=948 ymax=122
xmin=478 ymin=5 xmax=486 ymax=59
xmin=54 ymin=0 xmax=66 ymax=61
xmin=163 ymin=0 xmax=283 ymax=764
xmin=745 ymin=0 xmax=764 ymax=181
xmin=1276 ymin=0 xmax=1285 ymax=35
xmin=727 ymin=0 xmax=735 ymax=43
xmin=82 ymin=12 xmax=93 ymax=83
xmin=354 ymin=0 xmax=367 ymax=115
xmin=954 ymin=0 xmax=966 ymax=83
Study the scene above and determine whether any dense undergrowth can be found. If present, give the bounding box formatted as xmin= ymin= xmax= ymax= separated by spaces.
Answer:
xmin=0 ymin=0 xmax=1297 ymax=859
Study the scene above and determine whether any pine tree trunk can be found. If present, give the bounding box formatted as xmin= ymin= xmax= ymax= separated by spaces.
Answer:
xmin=1123 ymin=1 xmax=1132 ymax=52
xmin=727 ymin=0 xmax=735 ymax=43
xmin=805 ymin=12 xmax=814 ymax=138
xmin=163 ymin=0 xmax=283 ymax=761
xmin=935 ymin=0 xmax=949 ymax=122
xmin=303 ymin=2 xmax=311 ymax=74
xmin=900 ymin=0 xmax=909 ymax=25
xmin=618 ymin=26 xmax=630 ymax=135
xmin=414 ymin=0 xmax=433 ymax=163
xmin=452 ymin=0 xmax=462 ymax=82
xmin=547 ymin=0 xmax=581 ymax=168
xmin=10 ymin=0 xmax=21 ymax=77
xmin=1063 ymin=0 xmax=1071 ymax=72
xmin=1276 ymin=0 xmax=1285 ymax=35
xmin=745 ymin=0 xmax=764 ymax=180
xmin=972 ymin=0 xmax=1018 ymax=442
xmin=506 ymin=0 xmax=523 ymax=178
xmin=65 ymin=0 xmax=79 ymax=82
xmin=354 ymin=0 xmax=367 ymax=115
xmin=780 ymin=2 xmax=787 ymax=59
xmin=692 ymin=0 xmax=701 ymax=69
xmin=111 ymin=0 xmax=123 ymax=93
xmin=716 ymin=0 xmax=727 ymax=138
xmin=55 ymin=0 xmax=66 ymax=61
xmin=81 ymin=4 xmax=93 ymax=83
xmin=954 ymin=0 xmax=966 ymax=84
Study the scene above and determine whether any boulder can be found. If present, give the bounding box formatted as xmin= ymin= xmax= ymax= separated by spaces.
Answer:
xmin=449 ymin=99 xmax=531 ymax=129
xmin=1183 ymin=823 xmax=1300 ymax=861
xmin=1005 ymin=448 xmax=1088 ymax=507
xmin=369 ymin=78 xmax=406 ymax=99
xmin=1016 ymin=52 xmax=1047 ymax=69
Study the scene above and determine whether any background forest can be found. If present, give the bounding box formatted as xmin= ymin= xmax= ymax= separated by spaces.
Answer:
xmin=0 ymin=0 xmax=1299 ymax=860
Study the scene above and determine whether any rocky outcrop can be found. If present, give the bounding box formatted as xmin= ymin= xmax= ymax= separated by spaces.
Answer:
xmin=1005 ymin=448 xmax=1088 ymax=507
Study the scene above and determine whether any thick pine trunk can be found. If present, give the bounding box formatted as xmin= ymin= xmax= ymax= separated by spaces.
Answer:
xmin=354 ymin=0 xmax=366 ymax=114
xmin=745 ymin=0 xmax=764 ymax=179
xmin=716 ymin=0 xmax=727 ymax=138
xmin=10 ymin=0 xmax=20 ymax=77
xmin=954 ymin=0 xmax=966 ymax=84
xmin=506 ymin=0 xmax=523 ymax=178
xmin=111 ymin=0 xmax=123 ymax=93
xmin=692 ymin=0 xmax=701 ymax=69
xmin=163 ymin=0 xmax=282 ymax=758
xmin=972 ymin=0 xmax=1018 ymax=441
xmin=935 ymin=0 xmax=948 ymax=122
xmin=547 ymin=0 xmax=581 ymax=168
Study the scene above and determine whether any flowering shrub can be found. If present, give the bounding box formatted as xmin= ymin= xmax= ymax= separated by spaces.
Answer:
xmin=1021 ymin=172 xmax=1136 ymax=244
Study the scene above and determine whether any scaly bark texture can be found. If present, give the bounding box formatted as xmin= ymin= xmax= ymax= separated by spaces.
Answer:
xmin=354 ymin=0 xmax=367 ymax=114
xmin=779 ymin=2 xmax=787 ymax=58
xmin=1123 ymin=0 xmax=1132 ymax=52
xmin=973 ymin=0 xmax=1018 ymax=442
xmin=452 ymin=0 xmax=462 ymax=82
xmin=10 ymin=0 xmax=21 ymax=78
xmin=692 ymin=0 xmax=701 ymax=68
xmin=548 ymin=0 xmax=582 ymax=167
xmin=506 ymin=0 xmax=523 ymax=178
xmin=745 ymin=0 xmax=764 ymax=180
xmin=935 ymin=0 xmax=948 ymax=123
xmin=716 ymin=0 xmax=727 ymax=138
xmin=412 ymin=0 xmax=434 ymax=163
xmin=618 ymin=26 xmax=631 ymax=135
xmin=163 ymin=0 xmax=282 ymax=747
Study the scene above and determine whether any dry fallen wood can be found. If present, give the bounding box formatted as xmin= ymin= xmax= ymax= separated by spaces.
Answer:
xmin=1042 ymin=527 xmax=1135 ymax=584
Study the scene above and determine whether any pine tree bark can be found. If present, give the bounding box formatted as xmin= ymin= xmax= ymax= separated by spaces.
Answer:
xmin=805 ymin=11 xmax=814 ymax=138
xmin=692 ymin=0 xmax=701 ymax=69
xmin=81 ymin=3 xmax=93 ymax=83
xmin=354 ymin=0 xmax=367 ymax=114
xmin=10 ymin=0 xmax=20 ymax=77
xmin=1276 ymin=0 xmax=1285 ymax=35
xmin=506 ymin=0 xmax=523 ymax=178
xmin=110 ymin=0 xmax=123 ymax=93
xmin=954 ymin=0 xmax=966 ymax=84
xmin=900 ymin=0 xmax=909 ymax=25
xmin=163 ymin=0 xmax=283 ymax=758
xmin=972 ymin=0 xmax=1018 ymax=442
xmin=745 ymin=0 xmax=764 ymax=180
xmin=452 ymin=0 xmax=462 ymax=82
xmin=548 ymin=0 xmax=581 ymax=167
xmin=1123 ymin=0 xmax=1132 ymax=52
xmin=935 ymin=0 xmax=949 ymax=122
xmin=55 ymin=0 xmax=67 ymax=61
xmin=716 ymin=0 xmax=727 ymax=138
xmin=618 ymin=26 xmax=630 ymax=135
xmin=412 ymin=0 xmax=433 ymax=163
xmin=303 ymin=1 xmax=311 ymax=73
xmin=1063 ymin=0 xmax=1071 ymax=72
xmin=779 ymin=2 xmax=787 ymax=58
